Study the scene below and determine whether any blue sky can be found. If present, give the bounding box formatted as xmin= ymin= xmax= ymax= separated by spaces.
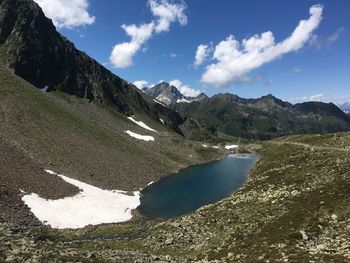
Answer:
xmin=35 ymin=0 xmax=350 ymax=104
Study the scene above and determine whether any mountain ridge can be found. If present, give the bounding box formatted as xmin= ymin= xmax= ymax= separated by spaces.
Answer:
xmin=0 ymin=0 xmax=186 ymax=134
xmin=173 ymin=92 xmax=350 ymax=139
xmin=145 ymin=81 xmax=207 ymax=106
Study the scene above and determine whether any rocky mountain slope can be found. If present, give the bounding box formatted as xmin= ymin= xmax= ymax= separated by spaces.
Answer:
xmin=174 ymin=93 xmax=350 ymax=140
xmin=0 ymin=0 xmax=184 ymax=133
xmin=145 ymin=81 xmax=207 ymax=106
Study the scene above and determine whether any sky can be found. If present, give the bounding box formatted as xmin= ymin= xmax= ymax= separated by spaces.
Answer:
xmin=33 ymin=0 xmax=350 ymax=105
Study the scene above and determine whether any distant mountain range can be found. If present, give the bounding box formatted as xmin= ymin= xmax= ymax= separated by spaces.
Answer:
xmin=338 ymin=102 xmax=350 ymax=113
xmin=1 ymin=0 xmax=350 ymax=141
xmin=145 ymin=84 xmax=350 ymax=140
xmin=145 ymin=82 xmax=207 ymax=106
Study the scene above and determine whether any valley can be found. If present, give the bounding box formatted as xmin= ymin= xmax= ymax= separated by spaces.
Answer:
xmin=0 ymin=0 xmax=349 ymax=262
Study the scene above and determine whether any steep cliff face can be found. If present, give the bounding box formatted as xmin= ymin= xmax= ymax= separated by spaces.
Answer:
xmin=0 ymin=0 xmax=184 ymax=131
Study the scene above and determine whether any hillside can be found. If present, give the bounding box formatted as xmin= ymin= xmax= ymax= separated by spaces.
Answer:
xmin=0 ymin=0 xmax=184 ymax=134
xmin=0 ymin=65 xmax=223 ymax=225
xmin=174 ymin=93 xmax=350 ymax=140
xmin=1 ymin=132 xmax=349 ymax=262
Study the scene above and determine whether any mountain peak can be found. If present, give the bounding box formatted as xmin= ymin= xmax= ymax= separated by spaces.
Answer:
xmin=146 ymin=82 xmax=206 ymax=106
xmin=0 ymin=0 xmax=186 ymax=133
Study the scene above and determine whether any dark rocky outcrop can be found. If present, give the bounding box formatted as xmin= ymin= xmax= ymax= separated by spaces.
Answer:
xmin=0 ymin=0 xmax=184 ymax=131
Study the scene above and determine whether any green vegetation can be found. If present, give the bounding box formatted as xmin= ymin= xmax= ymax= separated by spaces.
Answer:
xmin=1 ymin=132 xmax=349 ymax=262
xmin=0 ymin=66 xmax=223 ymax=191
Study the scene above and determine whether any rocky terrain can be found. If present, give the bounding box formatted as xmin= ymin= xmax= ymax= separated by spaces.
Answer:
xmin=1 ymin=132 xmax=349 ymax=262
xmin=1 ymin=0 xmax=349 ymax=262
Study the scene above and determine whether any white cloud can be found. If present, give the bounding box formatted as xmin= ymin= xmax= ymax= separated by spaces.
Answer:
xmin=309 ymin=93 xmax=325 ymax=101
xmin=110 ymin=42 xmax=140 ymax=68
xmin=34 ymin=0 xmax=95 ymax=29
xmin=110 ymin=0 xmax=187 ymax=68
xmin=200 ymin=4 xmax=323 ymax=87
xmin=169 ymin=79 xmax=201 ymax=97
xmin=149 ymin=0 xmax=187 ymax=33
xmin=327 ymin=27 xmax=344 ymax=44
xmin=310 ymin=27 xmax=344 ymax=50
xmin=309 ymin=34 xmax=322 ymax=49
xmin=293 ymin=67 xmax=302 ymax=73
xmin=170 ymin=53 xmax=177 ymax=58
xmin=133 ymin=80 xmax=149 ymax=89
xmin=194 ymin=44 xmax=212 ymax=67
xmin=287 ymin=94 xmax=350 ymax=105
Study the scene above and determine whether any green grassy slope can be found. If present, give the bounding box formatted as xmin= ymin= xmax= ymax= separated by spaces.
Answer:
xmin=2 ymin=132 xmax=348 ymax=262
xmin=0 ymin=66 xmax=222 ymax=191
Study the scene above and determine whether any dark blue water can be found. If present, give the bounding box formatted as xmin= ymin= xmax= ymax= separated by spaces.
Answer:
xmin=138 ymin=154 xmax=258 ymax=219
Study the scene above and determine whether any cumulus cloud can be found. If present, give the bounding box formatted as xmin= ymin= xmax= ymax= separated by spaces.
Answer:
xmin=149 ymin=0 xmax=187 ymax=33
xmin=200 ymin=4 xmax=323 ymax=87
xmin=133 ymin=80 xmax=149 ymax=89
xmin=34 ymin=0 xmax=95 ymax=29
xmin=110 ymin=0 xmax=187 ymax=68
xmin=194 ymin=44 xmax=212 ymax=67
xmin=169 ymin=79 xmax=201 ymax=97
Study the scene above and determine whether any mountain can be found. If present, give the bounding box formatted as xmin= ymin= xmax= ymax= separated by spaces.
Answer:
xmin=339 ymin=102 xmax=350 ymax=113
xmin=174 ymin=93 xmax=350 ymax=140
xmin=0 ymin=0 xmax=224 ymax=201
xmin=145 ymin=82 xmax=207 ymax=106
xmin=0 ymin=0 xmax=185 ymax=133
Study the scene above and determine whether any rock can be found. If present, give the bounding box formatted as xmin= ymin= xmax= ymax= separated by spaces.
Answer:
xmin=165 ymin=237 xmax=174 ymax=245
xmin=299 ymin=230 xmax=308 ymax=240
xmin=331 ymin=214 xmax=338 ymax=221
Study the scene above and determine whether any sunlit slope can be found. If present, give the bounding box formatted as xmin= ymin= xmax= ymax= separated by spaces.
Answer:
xmin=0 ymin=66 xmax=220 ymax=191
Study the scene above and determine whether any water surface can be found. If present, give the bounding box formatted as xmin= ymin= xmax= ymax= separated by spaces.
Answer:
xmin=138 ymin=154 xmax=258 ymax=219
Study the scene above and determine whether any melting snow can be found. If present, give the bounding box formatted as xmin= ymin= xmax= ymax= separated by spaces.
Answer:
xmin=127 ymin=116 xmax=157 ymax=132
xmin=176 ymin=98 xmax=191 ymax=103
xmin=202 ymin=144 xmax=208 ymax=148
xmin=225 ymin=145 xmax=239 ymax=150
xmin=213 ymin=146 xmax=219 ymax=149
xmin=125 ymin=130 xmax=155 ymax=141
xmin=153 ymin=99 xmax=167 ymax=107
xmin=21 ymin=170 xmax=141 ymax=229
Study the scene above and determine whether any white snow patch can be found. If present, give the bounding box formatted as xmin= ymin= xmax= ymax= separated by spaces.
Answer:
xmin=176 ymin=98 xmax=191 ymax=103
xmin=213 ymin=146 xmax=219 ymax=149
xmin=225 ymin=145 xmax=239 ymax=150
xmin=228 ymin=154 xmax=254 ymax=159
xmin=156 ymin=95 xmax=171 ymax=105
xmin=127 ymin=116 xmax=157 ymax=132
xmin=21 ymin=170 xmax=141 ymax=229
xmin=125 ymin=130 xmax=155 ymax=141
xmin=159 ymin=118 xmax=165 ymax=124
xmin=202 ymin=144 xmax=208 ymax=148
xmin=153 ymin=99 xmax=167 ymax=107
